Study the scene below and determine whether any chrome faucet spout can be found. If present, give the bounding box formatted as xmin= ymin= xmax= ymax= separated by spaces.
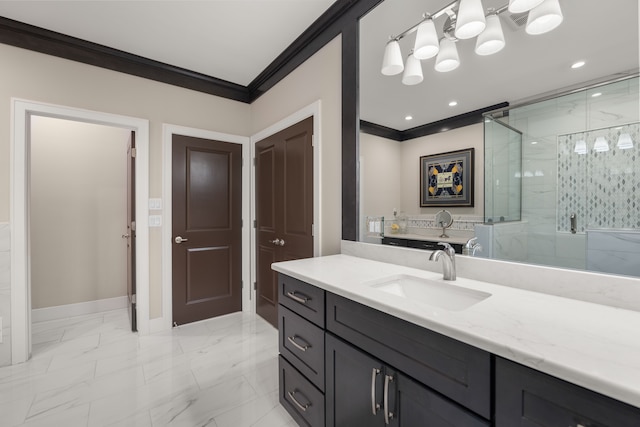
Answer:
xmin=429 ymin=242 xmax=456 ymax=280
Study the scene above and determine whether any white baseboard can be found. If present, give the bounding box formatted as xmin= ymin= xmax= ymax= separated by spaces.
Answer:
xmin=32 ymin=296 xmax=129 ymax=323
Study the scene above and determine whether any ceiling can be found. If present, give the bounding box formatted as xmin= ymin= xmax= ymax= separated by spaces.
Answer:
xmin=0 ymin=0 xmax=638 ymax=131
xmin=0 ymin=0 xmax=338 ymax=86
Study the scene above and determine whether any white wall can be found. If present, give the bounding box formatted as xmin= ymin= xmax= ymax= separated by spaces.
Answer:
xmin=251 ymin=36 xmax=343 ymax=256
xmin=30 ymin=116 xmax=130 ymax=309
xmin=360 ymin=133 xmax=402 ymax=219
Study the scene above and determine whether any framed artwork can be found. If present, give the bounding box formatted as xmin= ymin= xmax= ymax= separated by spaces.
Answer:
xmin=420 ymin=148 xmax=474 ymax=207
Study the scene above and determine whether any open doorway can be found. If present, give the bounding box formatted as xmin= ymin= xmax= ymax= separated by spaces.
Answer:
xmin=10 ymin=100 xmax=150 ymax=365
xmin=28 ymin=117 xmax=133 ymax=352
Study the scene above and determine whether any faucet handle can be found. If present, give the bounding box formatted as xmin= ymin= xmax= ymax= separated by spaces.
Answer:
xmin=437 ymin=242 xmax=455 ymax=254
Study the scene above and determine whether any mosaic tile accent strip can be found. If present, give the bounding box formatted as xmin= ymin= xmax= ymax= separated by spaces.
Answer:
xmin=557 ymin=124 xmax=639 ymax=233
xmin=407 ymin=215 xmax=484 ymax=231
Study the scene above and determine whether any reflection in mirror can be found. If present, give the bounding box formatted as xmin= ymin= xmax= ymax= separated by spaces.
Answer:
xmin=358 ymin=0 xmax=639 ymax=278
xmin=480 ymin=76 xmax=640 ymax=277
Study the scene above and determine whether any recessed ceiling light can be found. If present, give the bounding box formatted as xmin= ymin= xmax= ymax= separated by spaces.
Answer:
xmin=405 ymin=115 xmax=413 ymax=121
xmin=592 ymin=92 xmax=602 ymax=98
xmin=449 ymin=101 xmax=458 ymax=107
xmin=530 ymin=141 xmax=538 ymax=145
xmin=571 ymin=61 xmax=585 ymax=69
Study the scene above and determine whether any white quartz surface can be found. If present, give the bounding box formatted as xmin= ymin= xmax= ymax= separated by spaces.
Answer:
xmin=272 ymin=254 xmax=640 ymax=409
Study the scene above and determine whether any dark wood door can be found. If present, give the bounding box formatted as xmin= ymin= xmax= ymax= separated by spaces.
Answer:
xmin=126 ymin=132 xmax=136 ymax=332
xmin=326 ymin=333 xmax=385 ymax=427
xmin=172 ymin=134 xmax=242 ymax=325
xmin=255 ymin=117 xmax=314 ymax=327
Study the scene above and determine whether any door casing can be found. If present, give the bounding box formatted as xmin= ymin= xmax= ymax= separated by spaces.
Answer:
xmin=250 ymin=101 xmax=322 ymax=305
xmin=161 ymin=125 xmax=251 ymax=332
xmin=10 ymin=98 xmax=150 ymax=364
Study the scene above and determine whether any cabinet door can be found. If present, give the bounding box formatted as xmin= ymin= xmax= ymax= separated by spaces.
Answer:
xmin=326 ymin=334 xmax=385 ymax=427
xmin=393 ymin=372 xmax=489 ymax=427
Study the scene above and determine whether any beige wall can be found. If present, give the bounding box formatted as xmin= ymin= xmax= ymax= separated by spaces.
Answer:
xmin=0 ymin=43 xmax=251 ymax=318
xmin=360 ymin=123 xmax=485 ymax=220
xmin=251 ymin=36 xmax=343 ymax=256
xmin=30 ymin=116 xmax=130 ymax=309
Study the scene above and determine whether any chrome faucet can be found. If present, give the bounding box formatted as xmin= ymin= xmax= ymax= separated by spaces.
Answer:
xmin=429 ymin=242 xmax=456 ymax=281
xmin=463 ymin=237 xmax=483 ymax=256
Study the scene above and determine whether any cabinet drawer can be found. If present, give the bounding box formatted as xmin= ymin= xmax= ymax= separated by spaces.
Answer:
xmin=495 ymin=357 xmax=640 ymax=427
xmin=279 ymin=274 xmax=325 ymax=327
xmin=326 ymin=292 xmax=491 ymax=419
xmin=279 ymin=355 xmax=325 ymax=427
xmin=279 ymin=305 xmax=325 ymax=391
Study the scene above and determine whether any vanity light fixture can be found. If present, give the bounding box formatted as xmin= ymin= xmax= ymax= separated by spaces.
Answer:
xmin=593 ymin=136 xmax=609 ymax=152
xmin=617 ymin=133 xmax=634 ymax=150
xmin=402 ymin=51 xmax=424 ymax=85
xmin=381 ymin=0 xmax=563 ymax=84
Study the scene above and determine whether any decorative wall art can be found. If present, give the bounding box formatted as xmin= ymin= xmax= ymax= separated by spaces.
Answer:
xmin=420 ymin=148 xmax=474 ymax=207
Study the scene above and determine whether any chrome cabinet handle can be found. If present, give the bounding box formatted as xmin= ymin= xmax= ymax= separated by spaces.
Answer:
xmin=286 ymin=291 xmax=309 ymax=304
xmin=384 ymin=374 xmax=394 ymax=425
xmin=287 ymin=335 xmax=310 ymax=352
xmin=287 ymin=390 xmax=310 ymax=412
xmin=371 ymin=368 xmax=381 ymax=415
xmin=174 ymin=236 xmax=188 ymax=244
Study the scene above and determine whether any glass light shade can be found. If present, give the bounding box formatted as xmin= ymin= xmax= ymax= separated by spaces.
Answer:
xmin=526 ymin=0 xmax=563 ymax=35
xmin=381 ymin=40 xmax=404 ymax=76
xmin=434 ymin=38 xmax=460 ymax=72
xmin=508 ymin=0 xmax=544 ymax=13
xmin=574 ymin=139 xmax=587 ymax=154
xmin=593 ymin=136 xmax=609 ymax=152
xmin=413 ymin=19 xmax=439 ymax=60
xmin=617 ymin=133 xmax=634 ymax=150
xmin=402 ymin=53 xmax=423 ymax=85
xmin=475 ymin=14 xmax=505 ymax=56
xmin=455 ymin=0 xmax=486 ymax=40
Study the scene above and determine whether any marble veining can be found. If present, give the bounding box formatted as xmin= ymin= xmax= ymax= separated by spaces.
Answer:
xmin=274 ymin=251 xmax=640 ymax=409
xmin=0 ymin=309 xmax=294 ymax=427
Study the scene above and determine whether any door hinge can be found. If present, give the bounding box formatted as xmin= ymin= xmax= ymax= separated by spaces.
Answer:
xmin=131 ymin=221 xmax=136 ymax=231
xmin=312 ymin=223 xmax=315 ymax=237
xmin=241 ymin=280 xmax=243 ymax=289
xmin=131 ymin=147 xmax=137 ymax=158
xmin=241 ymin=219 xmax=243 ymax=227
xmin=253 ymin=220 xmax=257 ymax=228
xmin=254 ymin=282 xmax=257 ymax=290
xmin=312 ymin=135 xmax=315 ymax=147
xmin=253 ymin=157 xmax=256 ymax=166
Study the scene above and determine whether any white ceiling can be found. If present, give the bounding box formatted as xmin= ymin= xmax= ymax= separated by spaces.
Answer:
xmin=0 ymin=0 xmax=637 ymax=130
xmin=0 ymin=0 xmax=338 ymax=86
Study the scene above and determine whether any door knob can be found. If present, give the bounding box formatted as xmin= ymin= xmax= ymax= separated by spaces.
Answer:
xmin=121 ymin=234 xmax=130 ymax=239
xmin=270 ymin=238 xmax=282 ymax=245
xmin=278 ymin=239 xmax=285 ymax=246
xmin=174 ymin=236 xmax=189 ymax=244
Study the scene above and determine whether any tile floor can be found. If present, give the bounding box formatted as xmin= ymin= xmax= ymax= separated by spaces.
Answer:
xmin=0 ymin=309 xmax=296 ymax=427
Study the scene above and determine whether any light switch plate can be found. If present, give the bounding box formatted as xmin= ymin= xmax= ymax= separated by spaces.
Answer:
xmin=148 ymin=198 xmax=162 ymax=210
xmin=149 ymin=215 xmax=162 ymax=227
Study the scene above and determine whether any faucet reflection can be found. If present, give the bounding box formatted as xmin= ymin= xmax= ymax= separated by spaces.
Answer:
xmin=429 ymin=242 xmax=456 ymax=281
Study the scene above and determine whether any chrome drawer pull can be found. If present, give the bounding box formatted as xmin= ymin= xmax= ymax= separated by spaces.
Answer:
xmin=288 ymin=390 xmax=310 ymax=412
xmin=287 ymin=335 xmax=310 ymax=352
xmin=371 ymin=368 xmax=381 ymax=415
xmin=384 ymin=374 xmax=394 ymax=425
xmin=286 ymin=291 xmax=309 ymax=304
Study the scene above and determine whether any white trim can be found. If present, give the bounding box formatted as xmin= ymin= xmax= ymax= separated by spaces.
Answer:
xmin=161 ymin=125 xmax=251 ymax=333
xmin=10 ymin=99 xmax=150 ymax=364
xmin=31 ymin=296 xmax=129 ymax=323
xmin=249 ymin=101 xmax=322 ymax=306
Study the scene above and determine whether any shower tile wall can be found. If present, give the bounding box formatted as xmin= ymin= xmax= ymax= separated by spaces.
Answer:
xmin=0 ymin=223 xmax=10 ymax=367
xmin=558 ymin=125 xmax=639 ymax=233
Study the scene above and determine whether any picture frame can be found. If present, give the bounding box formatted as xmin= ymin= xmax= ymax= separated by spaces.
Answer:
xmin=420 ymin=148 xmax=474 ymax=207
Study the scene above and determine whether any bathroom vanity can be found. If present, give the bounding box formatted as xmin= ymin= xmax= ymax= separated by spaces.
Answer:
xmin=273 ymin=254 xmax=640 ymax=427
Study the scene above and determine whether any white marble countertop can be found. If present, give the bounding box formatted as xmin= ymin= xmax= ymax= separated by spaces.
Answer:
xmin=272 ymin=254 xmax=640 ymax=409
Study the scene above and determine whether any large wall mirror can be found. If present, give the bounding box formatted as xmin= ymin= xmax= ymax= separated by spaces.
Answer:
xmin=356 ymin=0 xmax=640 ymax=277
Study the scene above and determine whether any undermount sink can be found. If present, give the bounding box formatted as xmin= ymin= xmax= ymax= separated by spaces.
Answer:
xmin=365 ymin=274 xmax=491 ymax=311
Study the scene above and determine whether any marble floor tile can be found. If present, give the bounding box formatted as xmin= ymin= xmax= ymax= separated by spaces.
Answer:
xmin=0 ymin=309 xmax=294 ymax=427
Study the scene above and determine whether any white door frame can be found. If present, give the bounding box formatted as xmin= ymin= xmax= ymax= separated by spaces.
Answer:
xmin=160 ymin=125 xmax=251 ymax=333
xmin=10 ymin=99 xmax=150 ymax=364
xmin=250 ymin=101 xmax=322 ymax=305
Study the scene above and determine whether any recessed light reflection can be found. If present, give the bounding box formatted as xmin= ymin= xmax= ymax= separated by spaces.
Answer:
xmin=571 ymin=61 xmax=585 ymax=69
xmin=405 ymin=115 xmax=413 ymax=121
xmin=592 ymin=92 xmax=602 ymax=98
xmin=449 ymin=101 xmax=458 ymax=107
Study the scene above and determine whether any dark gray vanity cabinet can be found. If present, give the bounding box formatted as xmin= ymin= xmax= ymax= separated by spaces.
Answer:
xmin=496 ymin=357 xmax=640 ymax=427
xmin=278 ymin=274 xmax=326 ymax=427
